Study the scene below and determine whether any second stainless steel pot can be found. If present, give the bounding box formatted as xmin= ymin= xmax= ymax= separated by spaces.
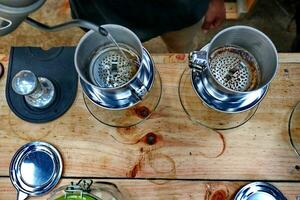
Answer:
xmin=0 ymin=0 xmax=46 ymax=36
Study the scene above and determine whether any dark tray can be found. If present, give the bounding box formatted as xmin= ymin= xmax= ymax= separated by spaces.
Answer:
xmin=6 ymin=47 xmax=78 ymax=123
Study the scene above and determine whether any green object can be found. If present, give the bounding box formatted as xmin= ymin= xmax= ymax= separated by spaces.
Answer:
xmin=55 ymin=193 xmax=98 ymax=200
xmin=49 ymin=180 xmax=121 ymax=200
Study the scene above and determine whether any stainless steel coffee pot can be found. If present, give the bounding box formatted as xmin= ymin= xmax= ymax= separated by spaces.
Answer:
xmin=0 ymin=0 xmax=45 ymax=35
xmin=180 ymin=26 xmax=278 ymax=129
xmin=0 ymin=0 xmax=108 ymax=36
xmin=75 ymin=24 xmax=162 ymax=127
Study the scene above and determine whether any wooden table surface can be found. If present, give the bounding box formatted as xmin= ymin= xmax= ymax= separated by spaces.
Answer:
xmin=0 ymin=53 xmax=300 ymax=199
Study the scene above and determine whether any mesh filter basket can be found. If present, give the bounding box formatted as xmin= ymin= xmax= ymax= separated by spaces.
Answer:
xmin=209 ymin=46 xmax=260 ymax=92
xmin=89 ymin=45 xmax=140 ymax=88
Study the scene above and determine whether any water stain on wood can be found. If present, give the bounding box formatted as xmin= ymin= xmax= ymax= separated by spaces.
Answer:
xmin=114 ymin=126 xmax=142 ymax=144
xmin=198 ymin=130 xmax=226 ymax=158
xmin=147 ymin=152 xmax=176 ymax=185
xmin=205 ymin=184 xmax=229 ymax=200
xmin=129 ymin=162 xmax=141 ymax=178
xmin=125 ymin=132 xmax=166 ymax=178
xmin=148 ymin=153 xmax=176 ymax=174
xmin=210 ymin=190 xmax=228 ymax=200
xmin=127 ymin=154 xmax=145 ymax=178
xmin=9 ymin=114 xmax=54 ymax=141
xmin=1 ymin=56 xmax=8 ymax=62
xmin=63 ymin=0 xmax=70 ymax=11
xmin=116 ymin=126 xmax=136 ymax=134
xmin=215 ymin=131 xmax=226 ymax=158
xmin=175 ymin=54 xmax=186 ymax=61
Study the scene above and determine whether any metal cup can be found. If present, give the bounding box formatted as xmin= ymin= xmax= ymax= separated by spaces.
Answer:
xmin=75 ymin=24 xmax=154 ymax=110
xmin=190 ymin=26 xmax=278 ymax=93
xmin=189 ymin=26 xmax=278 ymax=112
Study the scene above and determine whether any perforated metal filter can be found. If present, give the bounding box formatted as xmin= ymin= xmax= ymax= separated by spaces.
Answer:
xmin=89 ymin=46 xmax=140 ymax=88
xmin=209 ymin=46 xmax=260 ymax=92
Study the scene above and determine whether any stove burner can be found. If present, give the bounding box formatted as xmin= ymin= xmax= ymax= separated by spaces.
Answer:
xmin=210 ymin=46 xmax=260 ymax=92
xmin=89 ymin=45 xmax=140 ymax=88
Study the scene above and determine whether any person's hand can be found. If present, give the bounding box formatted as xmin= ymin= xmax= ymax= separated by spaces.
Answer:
xmin=202 ymin=0 xmax=226 ymax=33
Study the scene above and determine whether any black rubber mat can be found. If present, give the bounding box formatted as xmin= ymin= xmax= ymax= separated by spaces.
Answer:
xmin=6 ymin=47 xmax=78 ymax=123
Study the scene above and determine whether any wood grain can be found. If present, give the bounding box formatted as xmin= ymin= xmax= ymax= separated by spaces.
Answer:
xmin=0 ymin=178 xmax=299 ymax=200
xmin=0 ymin=54 xmax=300 ymax=182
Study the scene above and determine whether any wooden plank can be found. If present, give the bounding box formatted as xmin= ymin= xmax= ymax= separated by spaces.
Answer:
xmin=0 ymin=54 xmax=300 ymax=181
xmin=151 ymin=53 xmax=300 ymax=64
xmin=0 ymin=178 xmax=299 ymax=200
xmin=279 ymin=53 xmax=300 ymax=63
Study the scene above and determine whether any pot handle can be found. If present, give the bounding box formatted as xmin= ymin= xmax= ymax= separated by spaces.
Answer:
xmin=129 ymin=78 xmax=148 ymax=100
xmin=189 ymin=50 xmax=208 ymax=73
xmin=25 ymin=17 xmax=108 ymax=36
xmin=17 ymin=191 xmax=28 ymax=200
xmin=0 ymin=16 xmax=12 ymax=30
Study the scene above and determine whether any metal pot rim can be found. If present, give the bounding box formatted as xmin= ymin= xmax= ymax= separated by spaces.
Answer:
xmin=81 ymin=48 xmax=157 ymax=110
xmin=205 ymin=25 xmax=279 ymax=95
xmin=74 ymin=25 xmax=143 ymax=91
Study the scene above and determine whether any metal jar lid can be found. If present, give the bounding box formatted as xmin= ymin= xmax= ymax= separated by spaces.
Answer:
xmin=10 ymin=141 xmax=63 ymax=200
xmin=234 ymin=182 xmax=287 ymax=200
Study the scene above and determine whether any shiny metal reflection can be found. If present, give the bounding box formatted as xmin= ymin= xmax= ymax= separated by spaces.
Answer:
xmin=188 ymin=26 xmax=278 ymax=113
xmin=190 ymin=44 xmax=268 ymax=113
xmin=12 ymin=70 xmax=56 ymax=108
xmin=10 ymin=141 xmax=63 ymax=200
xmin=234 ymin=182 xmax=286 ymax=200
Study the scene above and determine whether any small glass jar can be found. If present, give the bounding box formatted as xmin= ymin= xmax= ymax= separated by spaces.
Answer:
xmin=48 ymin=179 xmax=127 ymax=200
